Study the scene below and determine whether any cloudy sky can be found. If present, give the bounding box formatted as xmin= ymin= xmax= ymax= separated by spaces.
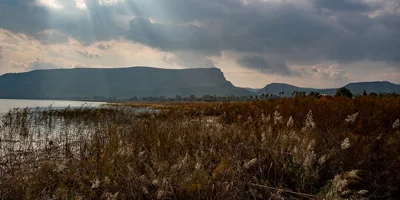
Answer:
xmin=0 ymin=0 xmax=399 ymax=88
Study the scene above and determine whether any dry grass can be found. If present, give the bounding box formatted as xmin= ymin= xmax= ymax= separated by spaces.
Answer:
xmin=1 ymin=96 xmax=400 ymax=199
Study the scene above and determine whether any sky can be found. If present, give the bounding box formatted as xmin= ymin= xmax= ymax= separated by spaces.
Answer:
xmin=0 ymin=0 xmax=399 ymax=88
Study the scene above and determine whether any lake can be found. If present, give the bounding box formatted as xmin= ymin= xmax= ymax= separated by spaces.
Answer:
xmin=0 ymin=99 xmax=105 ymax=113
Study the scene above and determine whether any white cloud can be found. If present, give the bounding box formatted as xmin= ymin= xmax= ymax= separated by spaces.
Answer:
xmin=0 ymin=29 xmax=181 ymax=74
xmin=10 ymin=61 xmax=27 ymax=69
xmin=0 ymin=46 xmax=3 ymax=60
xmin=75 ymin=0 xmax=88 ymax=10
xmin=98 ymin=0 xmax=124 ymax=6
xmin=311 ymin=64 xmax=348 ymax=81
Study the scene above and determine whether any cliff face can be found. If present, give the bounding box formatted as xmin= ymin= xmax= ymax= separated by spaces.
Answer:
xmin=0 ymin=67 xmax=253 ymax=99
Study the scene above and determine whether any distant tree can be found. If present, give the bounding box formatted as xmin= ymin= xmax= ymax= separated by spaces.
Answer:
xmin=265 ymin=88 xmax=269 ymax=98
xmin=335 ymin=87 xmax=353 ymax=98
xmin=175 ymin=95 xmax=182 ymax=101
xmin=189 ymin=94 xmax=197 ymax=101
xmin=369 ymin=92 xmax=377 ymax=96
xmin=378 ymin=93 xmax=387 ymax=97
xmin=159 ymin=96 xmax=167 ymax=101
xmin=293 ymin=91 xmax=306 ymax=98
xmin=308 ymin=91 xmax=321 ymax=98
xmin=201 ymin=95 xmax=216 ymax=102
xmin=390 ymin=92 xmax=400 ymax=97
xmin=363 ymin=90 xmax=368 ymax=96
xmin=130 ymin=96 xmax=138 ymax=101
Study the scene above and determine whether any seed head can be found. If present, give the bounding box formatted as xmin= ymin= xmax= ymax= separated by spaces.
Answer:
xmin=152 ymin=179 xmax=161 ymax=187
xmin=393 ymin=119 xmax=400 ymax=129
xmin=357 ymin=190 xmax=368 ymax=195
xmin=333 ymin=174 xmax=349 ymax=192
xmin=244 ymin=158 xmax=258 ymax=169
xmin=101 ymin=192 xmax=119 ymax=200
xmin=261 ymin=131 xmax=266 ymax=144
xmin=287 ymin=116 xmax=294 ymax=128
xmin=347 ymin=169 xmax=361 ymax=180
xmin=104 ymin=176 xmax=111 ymax=185
xmin=318 ymin=155 xmax=327 ymax=165
xmin=341 ymin=137 xmax=351 ymax=150
xmin=305 ymin=110 xmax=315 ymax=130
xmin=345 ymin=112 xmax=358 ymax=124
xmin=138 ymin=151 xmax=146 ymax=159
xmin=157 ymin=190 xmax=168 ymax=199
xmin=91 ymin=178 xmax=100 ymax=189
xmin=195 ymin=162 xmax=202 ymax=170
xmin=273 ymin=110 xmax=283 ymax=125
xmin=307 ymin=139 xmax=316 ymax=151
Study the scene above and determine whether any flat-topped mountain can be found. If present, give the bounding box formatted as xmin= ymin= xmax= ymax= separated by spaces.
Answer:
xmin=0 ymin=67 xmax=253 ymax=99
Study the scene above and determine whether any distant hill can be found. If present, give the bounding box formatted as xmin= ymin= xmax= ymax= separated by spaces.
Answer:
xmin=345 ymin=81 xmax=400 ymax=94
xmin=256 ymin=83 xmax=335 ymax=97
xmin=257 ymin=81 xmax=400 ymax=97
xmin=0 ymin=67 xmax=253 ymax=99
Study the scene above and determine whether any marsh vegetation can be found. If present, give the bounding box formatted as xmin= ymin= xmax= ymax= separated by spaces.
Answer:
xmin=0 ymin=96 xmax=399 ymax=199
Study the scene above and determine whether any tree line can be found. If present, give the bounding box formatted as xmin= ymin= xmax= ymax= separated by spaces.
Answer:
xmin=35 ymin=87 xmax=398 ymax=102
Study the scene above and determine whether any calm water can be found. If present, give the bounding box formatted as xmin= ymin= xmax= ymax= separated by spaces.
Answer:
xmin=0 ymin=99 xmax=105 ymax=113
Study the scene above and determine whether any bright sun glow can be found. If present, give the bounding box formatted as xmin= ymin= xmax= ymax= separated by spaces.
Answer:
xmin=37 ymin=0 xmax=64 ymax=9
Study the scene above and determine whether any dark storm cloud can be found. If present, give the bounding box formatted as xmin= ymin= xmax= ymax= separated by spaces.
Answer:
xmin=237 ymin=56 xmax=299 ymax=76
xmin=123 ymin=1 xmax=337 ymax=58
xmin=0 ymin=0 xmax=399 ymax=67
xmin=0 ymin=0 xmax=50 ymax=35
xmin=75 ymin=50 xmax=100 ymax=59
xmin=0 ymin=0 xmax=123 ymax=44
xmin=122 ymin=0 xmax=400 ymax=64
xmin=315 ymin=0 xmax=371 ymax=11
xmin=126 ymin=17 xmax=218 ymax=53
xmin=173 ymin=52 xmax=216 ymax=68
